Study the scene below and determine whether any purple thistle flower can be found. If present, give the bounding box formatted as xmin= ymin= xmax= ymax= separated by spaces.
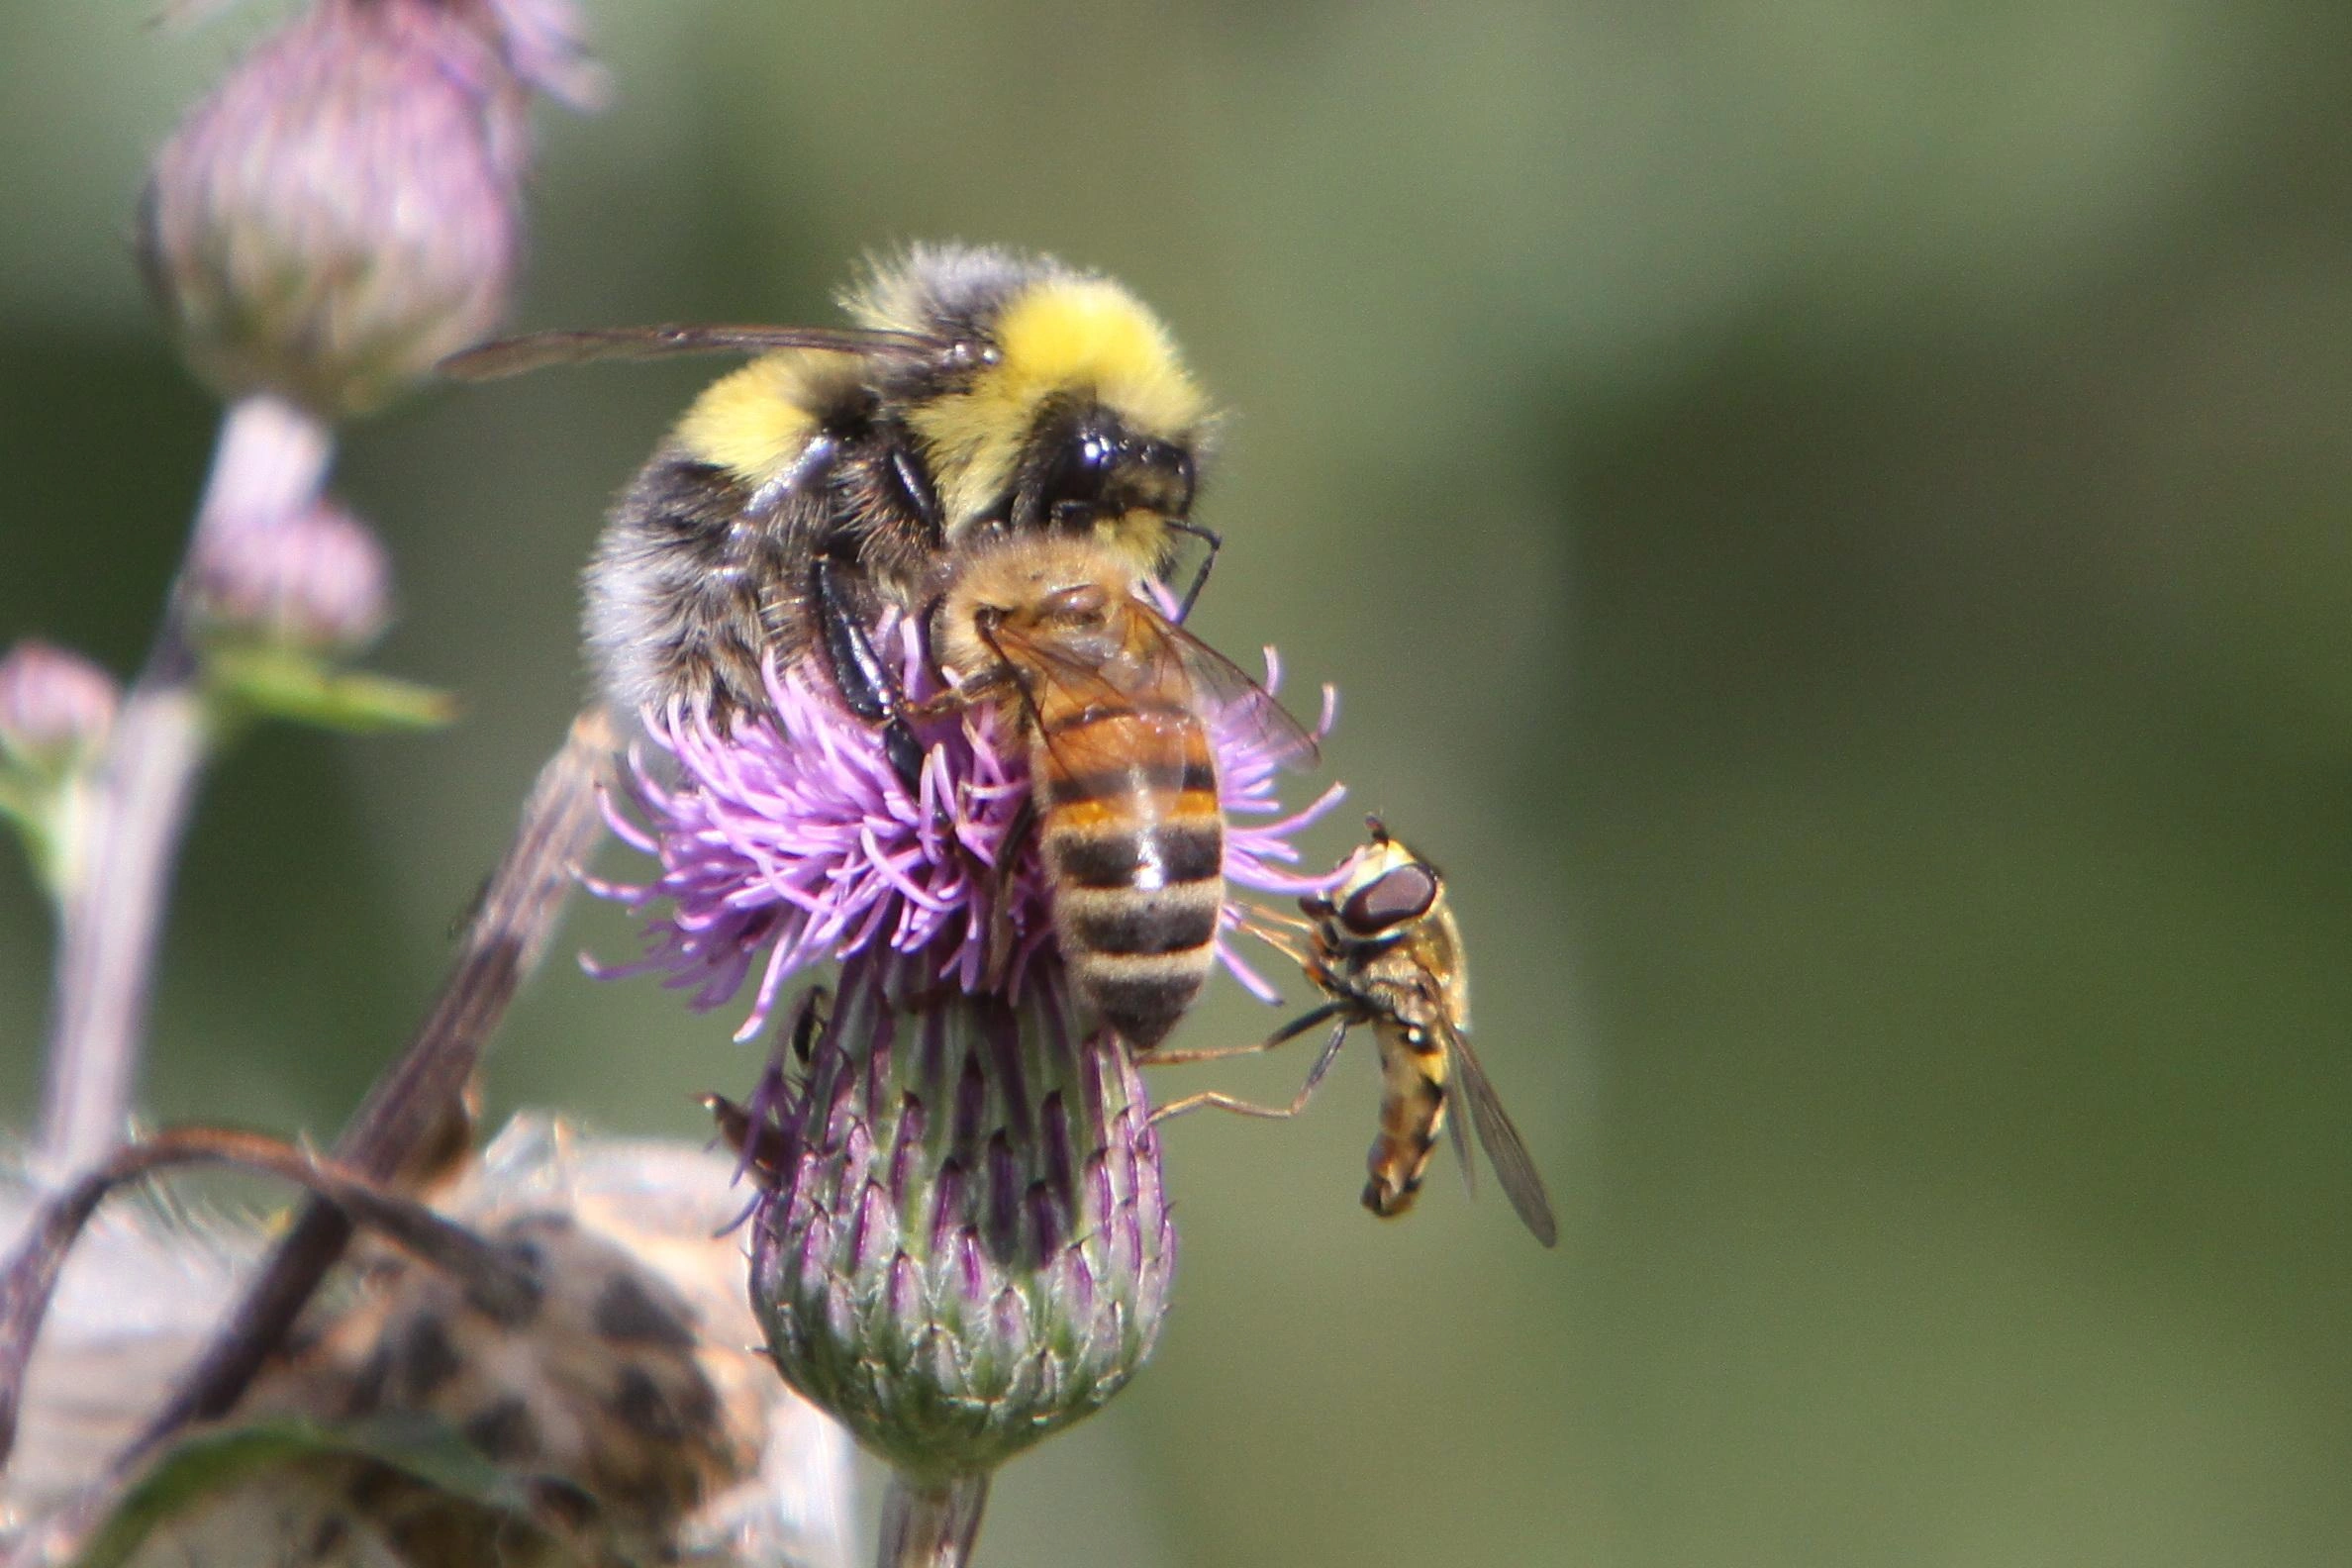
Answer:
xmin=593 ymin=617 xmax=1345 ymax=1040
xmin=601 ymin=591 xmax=1344 ymax=1559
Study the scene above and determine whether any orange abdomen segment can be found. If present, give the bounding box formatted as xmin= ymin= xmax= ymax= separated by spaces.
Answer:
xmin=1034 ymin=706 xmax=1223 ymax=1050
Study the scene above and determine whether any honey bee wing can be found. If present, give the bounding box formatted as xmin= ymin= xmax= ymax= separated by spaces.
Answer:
xmin=440 ymin=324 xmax=944 ymax=380
xmin=983 ymin=620 xmax=1165 ymax=760
xmin=1444 ymin=1027 xmax=1559 ymax=1247
xmin=1156 ymin=617 xmax=1323 ymax=771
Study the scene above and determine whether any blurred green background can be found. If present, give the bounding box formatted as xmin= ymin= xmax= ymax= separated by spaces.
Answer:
xmin=6 ymin=1 xmax=2352 ymax=1563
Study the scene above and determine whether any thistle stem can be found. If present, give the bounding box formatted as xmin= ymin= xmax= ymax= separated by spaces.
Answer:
xmin=37 ymin=395 xmax=333 ymax=1171
xmin=878 ymin=1471 xmax=992 ymax=1568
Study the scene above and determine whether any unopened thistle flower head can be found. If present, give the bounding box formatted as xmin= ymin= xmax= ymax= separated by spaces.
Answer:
xmin=139 ymin=0 xmax=601 ymax=418
xmin=0 ymin=641 xmax=119 ymax=773
xmin=596 ymin=614 xmax=1342 ymax=1483
xmin=187 ymin=497 xmax=393 ymax=653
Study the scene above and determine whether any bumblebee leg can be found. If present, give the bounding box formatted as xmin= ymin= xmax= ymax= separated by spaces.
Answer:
xmin=1147 ymin=1016 xmax=1351 ymax=1126
xmin=812 ymin=553 xmax=926 ymax=788
xmin=1165 ymin=520 xmax=1223 ymax=622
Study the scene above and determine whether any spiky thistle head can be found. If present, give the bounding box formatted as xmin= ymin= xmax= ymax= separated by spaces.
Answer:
xmin=187 ymin=497 xmax=392 ymax=653
xmin=594 ymin=611 xmax=1341 ymax=1509
xmin=138 ymin=0 xmax=602 ymax=418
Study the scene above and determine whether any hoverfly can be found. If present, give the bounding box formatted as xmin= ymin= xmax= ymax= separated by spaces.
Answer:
xmin=1151 ymin=820 xmax=1557 ymax=1245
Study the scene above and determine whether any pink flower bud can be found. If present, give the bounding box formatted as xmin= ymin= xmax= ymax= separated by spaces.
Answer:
xmin=139 ymin=0 xmax=598 ymax=418
xmin=188 ymin=499 xmax=393 ymax=652
xmin=0 ymin=641 xmax=120 ymax=769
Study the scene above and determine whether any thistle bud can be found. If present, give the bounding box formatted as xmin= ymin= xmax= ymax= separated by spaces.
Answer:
xmin=0 ymin=642 xmax=119 ymax=773
xmin=138 ymin=0 xmax=597 ymax=418
xmin=187 ymin=499 xmax=392 ymax=653
xmin=745 ymin=954 xmax=1175 ymax=1485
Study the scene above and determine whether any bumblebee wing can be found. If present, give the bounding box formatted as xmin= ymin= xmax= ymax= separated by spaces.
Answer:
xmin=1444 ymin=1027 xmax=1559 ymax=1247
xmin=441 ymin=324 xmax=943 ymax=381
xmin=1152 ymin=612 xmax=1323 ymax=771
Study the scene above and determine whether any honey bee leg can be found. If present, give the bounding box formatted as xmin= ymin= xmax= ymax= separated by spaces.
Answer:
xmin=1166 ymin=520 xmax=1223 ymax=622
xmin=1147 ymin=1017 xmax=1351 ymax=1126
xmin=979 ymin=795 xmax=1035 ymax=990
xmin=812 ymin=553 xmax=926 ymax=789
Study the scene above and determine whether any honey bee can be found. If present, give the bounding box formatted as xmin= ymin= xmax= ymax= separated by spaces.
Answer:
xmin=443 ymin=245 xmax=1218 ymax=778
xmin=0 ymin=1116 xmax=853 ymax=1568
xmin=930 ymin=535 xmax=1318 ymax=1050
xmin=1152 ymin=821 xmax=1557 ymax=1245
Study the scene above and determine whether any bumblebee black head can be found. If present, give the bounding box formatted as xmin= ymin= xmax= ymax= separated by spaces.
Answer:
xmin=1013 ymin=404 xmax=1198 ymax=536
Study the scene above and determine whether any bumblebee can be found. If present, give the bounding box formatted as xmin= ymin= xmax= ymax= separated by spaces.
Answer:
xmin=445 ymin=245 xmax=1217 ymax=778
xmin=1151 ymin=821 xmax=1558 ymax=1245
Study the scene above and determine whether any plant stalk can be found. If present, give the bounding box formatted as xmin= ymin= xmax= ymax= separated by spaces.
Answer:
xmin=36 ymin=395 xmax=333 ymax=1171
xmin=877 ymin=1471 xmax=992 ymax=1568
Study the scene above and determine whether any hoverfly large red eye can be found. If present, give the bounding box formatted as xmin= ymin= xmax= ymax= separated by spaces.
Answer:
xmin=1338 ymin=864 xmax=1436 ymax=935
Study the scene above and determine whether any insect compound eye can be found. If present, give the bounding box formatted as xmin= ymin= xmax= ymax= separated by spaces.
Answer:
xmin=1034 ymin=412 xmax=1123 ymax=526
xmin=1338 ymin=864 xmax=1438 ymax=936
xmin=1039 ymin=583 xmax=1110 ymax=625
xmin=1131 ymin=438 xmax=1196 ymax=519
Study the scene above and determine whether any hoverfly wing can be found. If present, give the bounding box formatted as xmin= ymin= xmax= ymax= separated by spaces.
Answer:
xmin=1445 ymin=1028 xmax=1558 ymax=1247
xmin=1444 ymin=1068 xmax=1478 ymax=1200
xmin=1155 ymin=613 xmax=1323 ymax=772
xmin=440 ymin=324 xmax=944 ymax=381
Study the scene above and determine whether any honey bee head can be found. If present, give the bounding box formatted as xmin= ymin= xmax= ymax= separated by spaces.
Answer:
xmin=931 ymin=533 xmax=1141 ymax=691
xmin=1307 ymin=829 xmax=1445 ymax=952
xmin=850 ymin=245 xmax=1213 ymax=578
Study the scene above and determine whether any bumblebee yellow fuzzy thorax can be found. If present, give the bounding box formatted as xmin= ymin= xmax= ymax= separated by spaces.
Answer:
xmin=673 ymin=351 xmax=860 ymax=488
xmin=912 ymin=276 xmax=1210 ymax=535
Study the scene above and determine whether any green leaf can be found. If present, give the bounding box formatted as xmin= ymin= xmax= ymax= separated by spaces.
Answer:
xmin=205 ymin=645 xmax=455 ymax=733
xmin=68 ymin=1413 xmax=538 ymax=1568
xmin=0 ymin=773 xmax=64 ymax=899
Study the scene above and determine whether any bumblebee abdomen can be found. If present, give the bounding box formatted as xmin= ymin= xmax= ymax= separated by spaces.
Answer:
xmin=588 ymin=449 xmax=789 ymax=724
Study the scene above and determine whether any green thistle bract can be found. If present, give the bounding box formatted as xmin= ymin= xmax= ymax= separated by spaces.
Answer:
xmin=746 ymin=952 xmax=1173 ymax=1482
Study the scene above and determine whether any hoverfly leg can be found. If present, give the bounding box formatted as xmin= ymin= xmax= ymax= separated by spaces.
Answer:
xmin=812 ymin=553 xmax=926 ymax=789
xmin=1165 ymin=520 xmax=1223 ymax=623
xmin=1141 ymin=1001 xmax=1343 ymax=1068
xmin=1147 ymin=1014 xmax=1351 ymax=1127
